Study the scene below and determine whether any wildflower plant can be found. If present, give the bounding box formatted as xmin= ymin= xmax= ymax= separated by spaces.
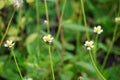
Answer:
xmin=4 ymin=40 xmax=23 ymax=80
xmin=43 ymin=34 xmax=55 ymax=80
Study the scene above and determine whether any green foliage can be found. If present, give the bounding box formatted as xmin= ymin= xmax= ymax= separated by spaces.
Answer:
xmin=0 ymin=0 xmax=120 ymax=80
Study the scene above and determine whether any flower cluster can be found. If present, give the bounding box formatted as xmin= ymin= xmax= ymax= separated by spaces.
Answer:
xmin=4 ymin=40 xmax=15 ymax=48
xmin=84 ymin=25 xmax=103 ymax=50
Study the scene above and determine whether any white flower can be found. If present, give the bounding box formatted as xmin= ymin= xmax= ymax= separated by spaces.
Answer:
xmin=44 ymin=20 xmax=48 ymax=24
xmin=27 ymin=78 xmax=33 ymax=80
xmin=12 ymin=0 xmax=23 ymax=9
xmin=43 ymin=34 xmax=54 ymax=43
xmin=84 ymin=41 xmax=94 ymax=50
xmin=115 ymin=17 xmax=120 ymax=23
xmin=94 ymin=25 xmax=103 ymax=34
xmin=4 ymin=40 xmax=15 ymax=48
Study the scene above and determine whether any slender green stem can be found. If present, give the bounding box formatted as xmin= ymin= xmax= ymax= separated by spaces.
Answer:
xmin=0 ymin=11 xmax=15 ymax=46
xmin=56 ymin=0 xmax=67 ymax=39
xmin=102 ymin=24 xmax=118 ymax=69
xmin=44 ymin=0 xmax=50 ymax=33
xmin=80 ymin=0 xmax=89 ymax=40
xmin=35 ymin=0 xmax=39 ymax=32
xmin=80 ymin=0 xmax=105 ymax=79
xmin=11 ymin=49 xmax=23 ymax=80
xmin=93 ymin=34 xmax=99 ymax=63
xmin=102 ymin=0 xmax=120 ymax=69
xmin=48 ymin=45 xmax=55 ymax=80
xmin=89 ymin=51 xmax=106 ymax=80
xmin=36 ymin=0 xmax=39 ymax=26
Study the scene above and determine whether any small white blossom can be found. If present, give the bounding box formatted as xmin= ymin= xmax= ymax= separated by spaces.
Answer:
xmin=115 ymin=17 xmax=120 ymax=23
xmin=4 ymin=40 xmax=15 ymax=48
xmin=44 ymin=20 xmax=48 ymax=24
xmin=84 ymin=41 xmax=94 ymax=50
xmin=12 ymin=0 xmax=23 ymax=9
xmin=43 ymin=34 xmax=54 ymax=44
xmin=27 ymin=78 xmax=33 ymax=80
xmin=94 ymin=25 xmax=103 ymax=34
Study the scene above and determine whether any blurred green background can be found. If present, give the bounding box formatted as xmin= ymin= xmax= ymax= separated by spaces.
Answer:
xmin=0 ymin=0 xmax=120 ymax=80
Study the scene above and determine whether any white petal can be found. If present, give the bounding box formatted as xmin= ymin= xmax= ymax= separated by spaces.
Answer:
xmin=43 ymin=36 xmax=46 ymax=42
xmin=51 ymin=37 xmax=54 ymax=40
xmin=90 ymin=41 xmax=93 ymax=44
xmin=10 ymin=40 xmax=13 ymax=43
xmin=12 ymin=43 xmax=15 ymax=46
xmin=91 ymin=45 xmax=94 ymax=48
xmin=97 ymin=25 xmax=101 ymax=28
xmin=4 ymin=44 xmax=8 ymax=47
xmin=48 ymin=34 xmax=51 ymax=37
xmin=6 ymin=40 xmax=10 ymax=43
xmin=87 ymin=47 xmax=91 ymax=50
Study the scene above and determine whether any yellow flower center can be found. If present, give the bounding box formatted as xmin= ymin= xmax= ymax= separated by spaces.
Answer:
xmin=7 ymin=42 xmax=13 ymax=47
xmin=45 ymin=36 xmax=51 ymax=42
xmin=96 ymin=28 xmax=100 ymax=32
xmin=26 ymin=0 xmax=34 ymax=3
xmin=87 ymin=42 xmax=91 ymax=47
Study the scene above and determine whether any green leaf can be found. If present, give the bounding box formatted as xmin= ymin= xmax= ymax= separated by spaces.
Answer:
xmin=62 ymin=21 xmax=93 ymax=32
xmin=25 ymin=33 xmax=38 ymax=45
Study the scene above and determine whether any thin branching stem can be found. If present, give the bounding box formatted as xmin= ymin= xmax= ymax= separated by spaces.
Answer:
xmin=0 ymin=11 xmax=15 ymax=46
xmin=44 ymin=0 xmax=50 ymax=33
xmin=11 ymin=49 xmax=23 ymax=80
xmin=102 ymin=24 xmax=118 ymax=69
xmin=56 ymin=0 xmax=67 ymax=39
xmin=36 ymin=0 xmax=39 ymax=27
xmin=80 ymin=0 xmax=106 ymax=79
xmin=102 ymin=0 xmax=120 ymax=69
xmin=48 ymin=45 xmax=55 ymax=80
xmin=93 ymin=34 xmax=99 ymax=63
xmin=80 ymin=0 xmax=89 ymax=40
xmin=89 ymin=51 xmax=106 ymax=80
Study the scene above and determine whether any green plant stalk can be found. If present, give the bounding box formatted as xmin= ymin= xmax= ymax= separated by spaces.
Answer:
xmin=44 ymin=0 xmax=50 ymax=33
xmin=89 ymin=51 xmax=106 ymax=80
xmin=0 ymin=11 xmax=15 ymax=46
xmin=102 ymin=24 xmax=118 ymax=69
xmin=102 ymin=0 xmax=120 ymax=69
xmin=11 ymin=49 xmax=23 ymax=80
xmin=56 ymin=0 xmax=67 ymax=39
xmin=80 ymin=0 xmax=89 ymax=40
xmin=36 ymin=0 xmax=39 ymax=22
xmin=93 ymin=34 xmax=99 ymax=63
xmin=80 ymin=0 xmax=105 ymax=79
xmin=48 ymin=46 xmax=55 ymax=80
xmin=36 ymin=0 xmax=39 ymax=27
